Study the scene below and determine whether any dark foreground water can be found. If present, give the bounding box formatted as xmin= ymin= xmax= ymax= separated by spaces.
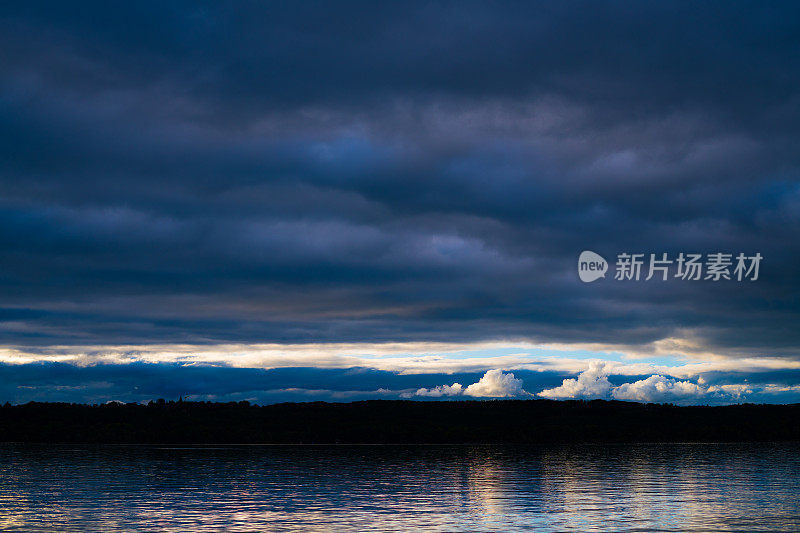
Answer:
xmin=0 ymin=443 xmax=798 ymax=532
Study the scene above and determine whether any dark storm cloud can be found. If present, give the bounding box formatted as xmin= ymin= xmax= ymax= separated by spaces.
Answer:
xmin=0 ymin=1 xmax=799 ymax=354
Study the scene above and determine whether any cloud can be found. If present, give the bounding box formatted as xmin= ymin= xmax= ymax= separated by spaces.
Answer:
xmin=0 ymin=360 xmax=799 ymax=405
xmin=611 ymin=375 xmax=705 ymax=403
xmin=538 ymin=361 xmax=613 ymax=399
xmin=538 ymin=361 xmax=772 ymax=404
xmin=404 ymin=369 xmax=530 ymax=398
xmin=0 ymin=1 xmax=798 ymax=369
xmin=705 ymin=383 xmax=753 ymax=399
xmin=463 ymin=369 xmax=530 ymax=398
xmin=4 ymin=342 xmax=800 ymax=383
xmin=409 ymin=383 xmax=463 ymax=397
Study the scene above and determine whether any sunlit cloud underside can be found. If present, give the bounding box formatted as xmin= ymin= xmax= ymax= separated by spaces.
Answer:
xmin=2 ymin=340 xmax=800 ymax=405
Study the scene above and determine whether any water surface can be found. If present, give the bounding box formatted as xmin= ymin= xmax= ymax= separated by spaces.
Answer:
xmin=0 ymin=443 xmax=798 ymax=532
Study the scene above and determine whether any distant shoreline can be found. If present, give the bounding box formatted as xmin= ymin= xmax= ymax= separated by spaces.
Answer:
xmin=2 ymin=399 xmax=798 ymax=444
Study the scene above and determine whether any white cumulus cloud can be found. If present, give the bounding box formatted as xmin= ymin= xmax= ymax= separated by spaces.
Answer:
xmin=406 ymin=369 xmax=530 ymax=398
xmin=538 ymin=361 xmax=613 ymax=399
xmin=463 ymin=369 xmax=529 ymax=397
xmin=538 ymin=362 xmax=755 ymax=404
xmin=412 ymin=383 xmax=463 ymax=397
xmin=611 ymin=375 xmax=704 ymax=403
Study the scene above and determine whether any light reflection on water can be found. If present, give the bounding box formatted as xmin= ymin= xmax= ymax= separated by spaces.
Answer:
xmin=0 ymin=443 xmax=798 ymax=532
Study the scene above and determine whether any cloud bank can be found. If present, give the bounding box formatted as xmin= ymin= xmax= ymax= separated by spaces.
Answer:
xmin=612 ymin=376 xmax=705 ymax=403
xmin=539 ymin=361 xmax=760 ymax=404
xmin=0 ymin=360 xmax=798 ymax=405
xmin=0 ymin=2 xmax=799 ymax=405
xmin=0 ymin=1 xmax=797 ymax=360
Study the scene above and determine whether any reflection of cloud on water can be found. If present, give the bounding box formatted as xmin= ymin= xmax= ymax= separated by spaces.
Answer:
xmin=465 ymin=453 xmax=511 ymax=518
xmin=0 ymin=445 xmax=797 ymax=531
xmin=0 ymin=491 xmax=29 ymax=530
xmin=535 ymin=445 xmax=785 ymax=532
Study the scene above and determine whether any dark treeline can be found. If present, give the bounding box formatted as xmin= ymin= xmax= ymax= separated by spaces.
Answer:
xmin=1 ymin=399 xmax=799 ymax=444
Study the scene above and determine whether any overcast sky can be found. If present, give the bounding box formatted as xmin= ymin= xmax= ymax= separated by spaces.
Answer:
xmin=1 ymin=1 xmax=799 ymax=404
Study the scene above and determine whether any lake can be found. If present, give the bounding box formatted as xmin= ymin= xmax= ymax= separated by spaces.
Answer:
xmin=0 ymin=443 xmax=798 ymax=532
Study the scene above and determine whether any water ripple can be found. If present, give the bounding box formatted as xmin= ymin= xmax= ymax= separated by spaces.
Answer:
xmin=0 ymin=443 xmax=798 ymax=532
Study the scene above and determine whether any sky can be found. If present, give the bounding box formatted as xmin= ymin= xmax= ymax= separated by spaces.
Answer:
xmin=1 ymin=1 xmax=799 ymax=405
